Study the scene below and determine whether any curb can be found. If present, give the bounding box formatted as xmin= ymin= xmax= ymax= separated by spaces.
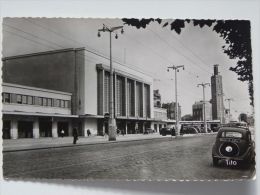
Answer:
xmin=3 ymin=136 xmax=173 ymax=153
xmin=3 ymin=133 xmax=216 ymax=153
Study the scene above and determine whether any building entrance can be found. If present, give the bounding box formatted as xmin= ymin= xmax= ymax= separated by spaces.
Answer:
xmin=127 ymin=122 xmax=135 ymax=134
xmin=58 ymin=122 xmax=69 ymax=137
xmin=39 ymin=118 xmax=52 ymax=137
xmin=2 ymin=120 xmax=11 ymax=139
xmin=18 ymin=121 xmax=33 ymax=138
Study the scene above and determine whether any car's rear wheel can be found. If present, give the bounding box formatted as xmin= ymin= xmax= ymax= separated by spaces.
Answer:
xmin=213 ymin=157 xmax=219 ymax=166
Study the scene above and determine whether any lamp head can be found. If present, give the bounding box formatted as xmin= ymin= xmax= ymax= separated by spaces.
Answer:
xmin=121 ymin=28 xmax=124 ymax=34
xmin=97 ymin=32 xmax=101 ymax=37
xmin=115 ymin=34 xmax=118 ymax=39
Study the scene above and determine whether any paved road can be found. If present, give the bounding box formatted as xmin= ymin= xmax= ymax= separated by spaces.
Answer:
xmin=3 ymin=135 xmax=255 ymax=180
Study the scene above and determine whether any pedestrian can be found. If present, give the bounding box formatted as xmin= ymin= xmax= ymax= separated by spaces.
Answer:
xmin=72 ymin=128 xmax=78 ymax=144
xmin=117 ymin=128 xmax=120 ymax=136
xmin=60 ymin=129 xmax=65 ymax=138
xmin=87 ymin=129 xmax=91 ymax=137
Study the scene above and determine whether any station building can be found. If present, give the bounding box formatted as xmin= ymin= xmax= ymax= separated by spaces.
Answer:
xmin=2 ymin=48 xmax=154 ymax=139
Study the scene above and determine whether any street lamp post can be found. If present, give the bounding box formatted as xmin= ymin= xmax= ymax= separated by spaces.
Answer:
xmin=218 ymin=92 xmax=225 ymax=124
xmin=167 ymin=65 xmax=184 ymax=136
xmin=197 ymin=82 xmax=210 ymax=133
xmin=98 ymin=24 xmax=124 ymax=141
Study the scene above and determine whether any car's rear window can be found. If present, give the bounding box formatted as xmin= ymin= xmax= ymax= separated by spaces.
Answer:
xmin=220 ymin=131 xmax=243 ymax=138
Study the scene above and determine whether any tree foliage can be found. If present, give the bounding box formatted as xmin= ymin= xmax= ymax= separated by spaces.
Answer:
xmin=122 ymin=18 xmax=253 ymax=106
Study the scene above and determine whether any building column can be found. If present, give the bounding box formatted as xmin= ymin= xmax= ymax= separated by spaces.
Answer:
xmin=33 ymin=119 xmax=40 ymax=138
xmin=125 ymin=77 xmax=128 ymax=117
xmin=114 ymin=73 xmax=117 ymax=117
xmin=125 ymin=121 xmax=128 ymax=135
xmin=103 ymin=122 xmax=106 ymax=135
xmin=83 ymin=119 xmax=88 ymax=137
xmin=10 ymin=119 xmax=18 ymax=139
xmin=134 ymin=80 xmax=137 ymax=117
xmin=52 ymin=120 xmax=58 ymax=138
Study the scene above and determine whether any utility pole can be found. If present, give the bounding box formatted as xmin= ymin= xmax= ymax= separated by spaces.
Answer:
xmin=218 ymin=92 xmax=225 ymax=124
xmin=225 ymin=98 xmax=233 ymax=123
xmin=167 ymin=65 xmax=185 ymax=136
xmin=197 ymin=82 xmax=210 ymax=133
xmin=98 ymin=24 xmax=124 ymax=141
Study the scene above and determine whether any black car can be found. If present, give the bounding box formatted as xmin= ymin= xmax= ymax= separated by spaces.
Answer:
xmin=159 ymin=128 xmax=175 ymax=136
xmin=212 ymin=127 xmax=255 ymax=167
xmin=180 ymin=126 xmax=198 ymax=135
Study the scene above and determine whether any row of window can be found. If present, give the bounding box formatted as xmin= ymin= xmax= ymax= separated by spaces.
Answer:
xmin=2 ymin=93 xmax=70 ymax=108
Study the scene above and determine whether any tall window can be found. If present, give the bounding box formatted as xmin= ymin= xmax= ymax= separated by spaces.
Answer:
xmin=104 ymin=72 xmax=110 ymax=113
xmin=116 ymin=76 xmax=125 ymax=116
xmin=127 ymin=79 xmax=135 ymax=117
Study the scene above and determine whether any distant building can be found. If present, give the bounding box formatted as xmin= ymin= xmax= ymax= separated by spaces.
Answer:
xmin=153 ymin=89 xmax=161 ymax=107
xmin=152 ymin=107 xmax=168 ymax=132
xmin=192 ymin=101 xmax=212 ymax=121
xmin=211 ymin=65 xmax=225 ymax=123
xmin=162 ymin=102 xmax=181 ymax=121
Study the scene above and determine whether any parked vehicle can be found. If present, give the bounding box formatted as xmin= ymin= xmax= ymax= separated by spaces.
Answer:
xmin=143 ymin=128 xmax=155 ymax=134
xmin=212 ymin=127 xmax=255 ymax=167
xmin=159 ymin=128 xmax=175 ymax=136
xmin=180 ymin=126 xmax=198 ymax=135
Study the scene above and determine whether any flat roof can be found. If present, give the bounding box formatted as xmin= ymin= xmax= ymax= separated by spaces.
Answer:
xmin=2 ymin=82 xmax=72 ymax=96
xmin=2 ymin=47 xmax=85 ymax=61
xmin=2 ymin=111 xmax=78 ymax=118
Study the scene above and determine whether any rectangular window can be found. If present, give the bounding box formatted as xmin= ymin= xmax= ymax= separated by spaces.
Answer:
xmin=17 ymin=94 xmax=22 ymax=104
xmin=56 ymin=99 xmax=61 ymax=107
xmin=61 ymin=100 xmax=65 ymax=108
xmin=28 ymin=96 xmax=33 ymax=105
xmin=22 ymin=95 xmax=27 ymax=104
xmin=42 ymin=98 xmax=47 ymax=106
xmin=3 ymin=93 xmax=11 ymax=103
xmin=64 ymin=100 xmax=69 ymax=108
xmin=47 ymin=98 xmax=52 ymax=107
xmin=38 ymin=97 xmax=43 ymax=106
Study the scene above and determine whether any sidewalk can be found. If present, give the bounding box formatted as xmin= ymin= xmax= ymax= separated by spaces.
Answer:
xmin=2 ymin=133 xmax=217 ymax=152
xmin=2 ymin=133 xmax=171 ymax=152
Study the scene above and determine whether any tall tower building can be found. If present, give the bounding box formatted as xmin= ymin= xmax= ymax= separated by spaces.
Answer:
xmin=211 ymin=65 xmax=225 ymax=123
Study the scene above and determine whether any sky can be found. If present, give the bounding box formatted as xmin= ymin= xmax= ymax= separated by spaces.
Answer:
xmin=2 ymin=18 xmax=253 ymax=120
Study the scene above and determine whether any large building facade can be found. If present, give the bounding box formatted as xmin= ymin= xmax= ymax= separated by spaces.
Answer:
xmin=2 ymin=48 xmax=153 ymax=139
xmin=211 ymin=65 xmax=225 ymax=123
